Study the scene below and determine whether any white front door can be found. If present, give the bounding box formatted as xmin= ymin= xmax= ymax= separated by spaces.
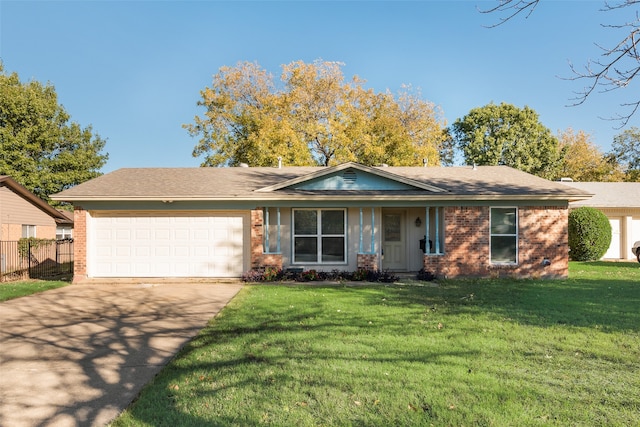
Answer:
xmin=382 ymin=211 xmax=406 ymax=271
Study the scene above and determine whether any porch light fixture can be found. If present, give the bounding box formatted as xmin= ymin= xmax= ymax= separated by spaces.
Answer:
xmin=415 ymin=217 xmax=422 ymax=227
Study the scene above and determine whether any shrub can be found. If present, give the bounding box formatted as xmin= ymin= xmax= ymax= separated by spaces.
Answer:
xmin=262 ymin=266 xmax=281 ymax=282
xmin=242 ymin=268 xmax=399 ymax=283
xmin=298 ymin=269 xmax=319 ymax=282
xmin=242 ymin=269 xmax=264 ymax=282
xmin=369 ymin=270 xmax=399 ymax=283
xmin=417 ymin=268 xmax=436 ymax=281
xmin=568 ymin=207 xmax=612 ymax=261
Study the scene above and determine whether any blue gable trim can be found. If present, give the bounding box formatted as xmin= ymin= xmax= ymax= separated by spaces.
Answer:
xmin=255 ymin=162 xmax=448 ymax=193
xmin=294 ymin=168 xmax=416 ymax=191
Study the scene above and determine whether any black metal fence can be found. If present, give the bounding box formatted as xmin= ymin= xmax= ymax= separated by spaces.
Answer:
xmin=0 ymin=239 xmax=74 ymax=282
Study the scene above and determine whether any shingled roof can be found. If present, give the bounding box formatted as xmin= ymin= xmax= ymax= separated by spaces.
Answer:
xmin=52 ymin=163 xmax=591 ymax=203
xmin=565 ymin=182 xmax=640 ymax=208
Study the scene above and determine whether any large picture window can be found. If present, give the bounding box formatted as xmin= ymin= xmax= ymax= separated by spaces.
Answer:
xmin=490 ymin=207 xmax=517 ymax=264
xmin=293 ymin=209 xmax=346 ymax=263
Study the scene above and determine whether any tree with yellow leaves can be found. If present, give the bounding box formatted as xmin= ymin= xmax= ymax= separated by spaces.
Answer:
xmin=556 ymin=128 xmax=623 ymax=182
xmin=185 ymin=60 xmax=447 ymax=167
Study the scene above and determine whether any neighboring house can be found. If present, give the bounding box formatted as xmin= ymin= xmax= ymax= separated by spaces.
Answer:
xmin=566 ymin=182 xmax=640 ymax=260
xmin=51 ymin=162 xmax=591 ymax=282
xmin=0 ymin=176 xmax=73 ymax=240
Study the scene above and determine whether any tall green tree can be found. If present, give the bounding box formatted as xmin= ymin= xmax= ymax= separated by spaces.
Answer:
xmin=449 ymin=102 xmax=561 ymax=179
xmin=610 ymin=126 xmax=640 ymax=181
xmin=0 ymin=65 xmax=108 ymax=206
xmin=185 ymin=60 xmax=447 ymax=167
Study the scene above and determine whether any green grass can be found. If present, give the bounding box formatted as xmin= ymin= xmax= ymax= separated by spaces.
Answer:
xmin=111 ymin=262 xmax=640 ymax=426
xmin=0 ymin=279 xmax=70 ymax=301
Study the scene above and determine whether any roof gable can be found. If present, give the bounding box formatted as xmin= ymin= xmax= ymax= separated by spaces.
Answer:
xmin=256 ymin=162 xmax=447 ymax=193
xmin=0 ymin=176 xmax=72 ymax=224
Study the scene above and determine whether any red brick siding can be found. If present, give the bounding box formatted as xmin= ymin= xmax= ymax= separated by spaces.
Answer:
xmin=357 ymin=253 xmax=378 ymax=271
xmin=423 ymin=206 xmax=568 ymax=279
xmin=73 ymin=207 xmax=87 ymax=282
xmin=250 ymin=209 xmax=283 ymax=270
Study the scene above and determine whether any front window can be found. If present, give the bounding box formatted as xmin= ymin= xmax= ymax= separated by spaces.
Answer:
xmin=22 ymin=225 xmax=36 ymax=238
xmin=490 ymin=207 xmax=517 ymax=264
xmin=293 ymin=209 xmax=346 ymax=263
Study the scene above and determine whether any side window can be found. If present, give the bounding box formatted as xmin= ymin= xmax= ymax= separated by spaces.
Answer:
xmin=22 ymin=225 xmax=36 ymax=238
xmin=490 ymin=207 xmax=517 ymax=264
xmin=56 ymin=226 xmax=73 ymax=240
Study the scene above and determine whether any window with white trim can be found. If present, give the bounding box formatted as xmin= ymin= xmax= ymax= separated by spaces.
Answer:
xmin=22 ymin=225 xmax=36 ymax=238
xmin=56 ymin=226 xmax=73 ymax=240
xmin=490 ymin=207 xmax=517 ymax=264
xmin=293 ymin=209 xmax=346 ymax=263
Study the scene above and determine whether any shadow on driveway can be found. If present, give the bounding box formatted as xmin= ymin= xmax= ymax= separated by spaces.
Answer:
xmin=0 ymin=281 xmax=242 ymax=427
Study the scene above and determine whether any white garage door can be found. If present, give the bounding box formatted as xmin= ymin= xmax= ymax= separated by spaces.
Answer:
xmin=603 ymin=218 xmax=621 ymax=259
xmin=89 ymin=212 xmax=245 ymax=278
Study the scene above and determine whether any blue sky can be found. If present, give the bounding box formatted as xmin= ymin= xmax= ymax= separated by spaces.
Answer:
xmin=1 ymin=1 xmax=637 ymax=173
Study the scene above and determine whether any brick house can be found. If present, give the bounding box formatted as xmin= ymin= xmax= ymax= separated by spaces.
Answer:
xmin=52 ymin=162 xmax=591 ymax=282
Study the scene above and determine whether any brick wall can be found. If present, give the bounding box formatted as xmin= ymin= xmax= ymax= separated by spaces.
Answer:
xmin=423 ymin=206 xmax=568 ymax=279
xmin=357 ymin=253 xmax=378 ymax=271
xmin=73 ymin=207 xmax=87 ymax=282
xmin=250 ymin=209 xmax=283 ymax=270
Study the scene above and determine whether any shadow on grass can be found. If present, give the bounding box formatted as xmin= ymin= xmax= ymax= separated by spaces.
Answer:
xmin=116 ymin=266 xmax=640 ymax=426
xmin=115 ymin=285 xmax=483 ymax=426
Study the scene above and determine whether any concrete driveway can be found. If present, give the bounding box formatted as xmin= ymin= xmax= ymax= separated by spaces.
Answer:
xmin=0 ymin=281 xmax=243 ymax=427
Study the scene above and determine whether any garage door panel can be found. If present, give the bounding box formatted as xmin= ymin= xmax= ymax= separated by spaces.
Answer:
xmin=90 ymin=214 xmax=245 ymax=278
xmin=603 ymin=218 xmax=621 ymax=259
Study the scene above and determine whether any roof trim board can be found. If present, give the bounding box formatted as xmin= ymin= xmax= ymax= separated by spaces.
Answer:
xmin=0 ymin=176 xmax=72 ymax=224
xmin=255 ymin=162 xmax=448 ymax=193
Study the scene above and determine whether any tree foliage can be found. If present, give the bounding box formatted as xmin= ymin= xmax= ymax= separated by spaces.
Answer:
xmin=481 ymin=0 xmax=640 ymax=126
xmin=0 ymin=65 xmax=108 ymax=205
xmin=568 ymin=206 xmax=612 ymax=261
xmin=556 ymin=128 xmax=623 ymax=182
xmin=186 ymin=60 xmax=447 ymax=167
xmin=449 ymin=102 xmax=561 ymax=178
xmin=610 ymin=126 xmax=640 ymax=181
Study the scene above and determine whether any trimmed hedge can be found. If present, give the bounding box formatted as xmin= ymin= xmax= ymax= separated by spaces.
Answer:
xmin=568 ymin=207 xmax=612 ymax=261
xmin=242 ymin=268 xmax=401 ymax=283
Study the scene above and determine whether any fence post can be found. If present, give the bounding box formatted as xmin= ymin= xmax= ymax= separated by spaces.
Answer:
xmin=28 ymin=239 xmax=32 ymax=278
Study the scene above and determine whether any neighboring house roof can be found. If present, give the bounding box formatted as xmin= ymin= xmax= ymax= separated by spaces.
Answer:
xmin=51 ymin=162 xmax=591 ymax=203
xmin=564 ymin=182 xmax=640 ymax=208
xmin=0 ymin=176 xmax=73 ymax=225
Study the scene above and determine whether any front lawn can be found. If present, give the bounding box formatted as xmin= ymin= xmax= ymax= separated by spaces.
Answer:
xmin=111 ymin=262 xmax=640 ymax=426
xmin=0 ymin=280 xmax=70 ymax=302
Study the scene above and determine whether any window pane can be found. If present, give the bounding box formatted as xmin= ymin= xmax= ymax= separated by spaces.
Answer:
xmin=294 ymin=211 xmax=317 ymax=234
xmin=322 ymin=237 xmax=345 ymax=262
xmin=491 ymin=236 xmax=517 ymax=263
xmin=294 ymin=237 xmax=317 ymax=262
xmin=491 ymin=208 xmax=516 ymax=235
xmin=322 ymin=210 xmax=344 ymax=234
xmin=384 ymin=214 xmax=401 ymax=242
xmin=22 ymin=225 xmax=36 ymax=238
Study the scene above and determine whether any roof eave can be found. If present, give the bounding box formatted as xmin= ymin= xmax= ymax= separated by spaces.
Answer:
xmin=1 ymin=176 xmax=71 ymax=222
xmin=51 ymin=194 xmax=587 ymax=203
